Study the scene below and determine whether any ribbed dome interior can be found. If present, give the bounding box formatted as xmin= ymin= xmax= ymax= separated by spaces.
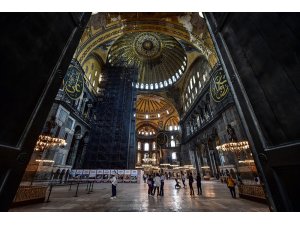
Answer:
xmin=107 ymin=32 xmax=187 ymax=90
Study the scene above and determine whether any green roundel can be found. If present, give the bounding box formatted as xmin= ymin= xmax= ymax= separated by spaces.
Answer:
xmin=210 ymin=68 xmax=229 ymax=102
xmin=63 ymin=65 xmax=84 ymax=100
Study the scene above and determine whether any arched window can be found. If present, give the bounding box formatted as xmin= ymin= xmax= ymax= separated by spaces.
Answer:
xmin=138 ymin=142 xmax=141 ymax=150
xmin=171 ymin=140 xmax=176 ymax=147
xmin=144 ymin=143 xmax=149 ymax=151
xmin=152 ymin=142 xmax=156 ymax=150
xmin=172 ymin=152 xmax=177 ymax=159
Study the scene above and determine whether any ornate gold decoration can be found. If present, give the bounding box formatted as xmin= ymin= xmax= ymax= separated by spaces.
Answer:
xmin=134 ymin=33 xmax=161 ymax=59
xmin=210 ymin=68 xmax=229 ymax=102
xmin=63 ymin=60 xmax=84 ymax=100
xmin=108 ymin=32 xmax=187 ymax=90
xmin=216 ymin=141 xmax=249 ymax=152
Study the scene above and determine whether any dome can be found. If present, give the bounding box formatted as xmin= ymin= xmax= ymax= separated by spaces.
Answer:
xmin=136 ymin=94 xmax=176 ymax=117
xmin=107 ymin=32 xmax=187 ymax=90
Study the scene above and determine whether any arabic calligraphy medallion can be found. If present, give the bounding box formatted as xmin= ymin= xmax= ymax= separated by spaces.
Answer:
xmin=210 ymin=68 xmax=229 ymax=102
xmin=63 ymin=63 xmax=84 ymax=99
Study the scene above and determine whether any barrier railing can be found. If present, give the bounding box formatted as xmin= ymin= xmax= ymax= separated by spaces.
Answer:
xmin=46 ymin=179 xmax=95 ymax=203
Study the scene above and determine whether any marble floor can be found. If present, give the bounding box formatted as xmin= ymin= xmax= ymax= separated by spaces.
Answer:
xmin=10 ymin=180 xmax=270 ymax=212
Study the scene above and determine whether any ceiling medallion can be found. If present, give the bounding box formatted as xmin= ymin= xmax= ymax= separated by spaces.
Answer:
xmin=134 ymin=33 xmax=161 ymax=59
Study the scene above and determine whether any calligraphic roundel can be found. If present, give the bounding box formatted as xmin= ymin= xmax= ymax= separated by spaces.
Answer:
xmin=210 ymin=67 xmax=229 ymax=102
xmin=63 ymin=61 xmax=84 ymax=100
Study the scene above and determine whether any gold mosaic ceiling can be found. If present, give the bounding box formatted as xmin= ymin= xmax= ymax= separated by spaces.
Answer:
xmin=108 ymin=32 xmax=187 ymax=90
xmin=136 ymin=94 xmax=175 ymax=115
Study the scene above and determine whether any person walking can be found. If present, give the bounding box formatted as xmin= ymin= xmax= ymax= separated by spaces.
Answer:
xmin=188 ymin=173 xmax=195 ymax=196
xmin=110 ymin=174 xmax=118 ymax=199
xmin=181 ymin=172 xmax=186 ymax=188
xmin=226 ymin=174 xmax=236 ymax=198
xmin=159 ymin=173 xmax=165 ymax=196
xmin=153 ymin=173 xmax=161 ymax=196
xmin=196 ymin=173 xmax=202 ymax=195
xmin=147 ymin=175 xmax=154 ymax=196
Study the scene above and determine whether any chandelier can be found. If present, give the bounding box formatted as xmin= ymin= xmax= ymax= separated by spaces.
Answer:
xmin=34 ymin=135 xmax=67 ymax=151
xmin=216 ymin=141 xmax=249 ymax=152
xmin=142 ymin=158 xmax=156 ymax=163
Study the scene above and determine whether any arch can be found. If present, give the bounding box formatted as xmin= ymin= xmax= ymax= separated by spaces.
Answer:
xmin=73 ymin=131 xmax=89 ymax=169
xmin=76 ymin=18 xmax=216 ymax=67
xmin=66 ymin=126 xmax=82 ymax=166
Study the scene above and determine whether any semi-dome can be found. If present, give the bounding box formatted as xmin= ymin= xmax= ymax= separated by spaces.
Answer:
xmin=107 ymin=32 xmax=187 ymax=90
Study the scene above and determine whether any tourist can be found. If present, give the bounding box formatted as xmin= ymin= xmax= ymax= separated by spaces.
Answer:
xmin=147 ymin=175 xmax=154 ymax=196
xmin=153 ymin=173 xmax=161 ymax=196
xmin=160 ymin=173 xmax=165 ymax=196
xmin=226 ymin=174 xmax=236 ymax=198
xmin=110 ymin=174 xmax=118 ymax=199
xmin=181 ymin=172 xmax=186 ymax=188
xmin=196 ymin=173 xmax=202 ymax=195
xmin=143 ymin=173 xmax=147 ymax=183
xmin=175 ymin=178 xmax=181 ymax=189
xmin=188 ymin=173 xmax=195 ymax=196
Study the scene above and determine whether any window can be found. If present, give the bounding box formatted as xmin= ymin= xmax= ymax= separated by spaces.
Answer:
xmin=57 ymin=107 xmax=68 ymax=123
xmin=144 ymin=143 xmax=149 ymax=151
xmin=199 ymin=81 xmax=201 ymax=88
xmin=160 ymin=82 xmax=163 ymax=88
xmin=155 ymin=83 xmax=158 ymax=89
xmin=153 ymin=142 xmax=156 ymax=150
xmin=98 ymin=74 xmax=102 ymax=83
xmin=145 ymin=84 xmax=149 ymax=89
xmin=136 ymin=83 xmax=139 ymax=88
xmin=168 ymin=78 xmax=172 ymax=85
xmin=171 ymin=140 xmax=175 ymax=147
xmin=172 ymin=152 xmax=177 ymax=159
xmin=172 ymin=76 xmax=176 ymax=82
xmin=164 ymin=80 xmax=168 ymax=87
xmin=93 ymin=80 xmax=95 ymax=87
xmin=193 ymin=75 xmax=196 ymax=84
xmin=65 ymin=117 xmax=75 ymax=130
xmin=150 ymin=84 xmax=153 ymax=90
xmin=203 ymin=74 xmax=206 ymax=82
xmin=166 ymin=110 xmax=169 ymax=114
xmin=190 ymin=78 xmax=193 ymax=89
xmin=95 ymin=71 xmax=98 ymax=76
xmin=157 ymin=113 xmax=160 ymax=118
xmin=88 ymin=73 xmax=91 ymax=80
xmin=145 ymin=114 xmax=149 ymax=119
xmin=197 ymin=71 xmax=200 ymax=78
xmin=169 ymin=126 xmax=173 ymax=131
xmin=138 ymin=142 xmax=141 ymax=150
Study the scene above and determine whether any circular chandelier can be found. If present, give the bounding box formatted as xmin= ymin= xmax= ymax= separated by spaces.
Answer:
xmin=108 ymin=32 xmax=187 ymax=90
xmin=216 ymin=141 xmax=249 ymax=152
xmin=34 ymin=135 xmax=67 ymax=151
xmin=142 ymin=158 xmax=156 ymax=163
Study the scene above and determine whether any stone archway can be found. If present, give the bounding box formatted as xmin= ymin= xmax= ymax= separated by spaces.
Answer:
xmin=65 ymin=125 xmax=82 ymax=167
